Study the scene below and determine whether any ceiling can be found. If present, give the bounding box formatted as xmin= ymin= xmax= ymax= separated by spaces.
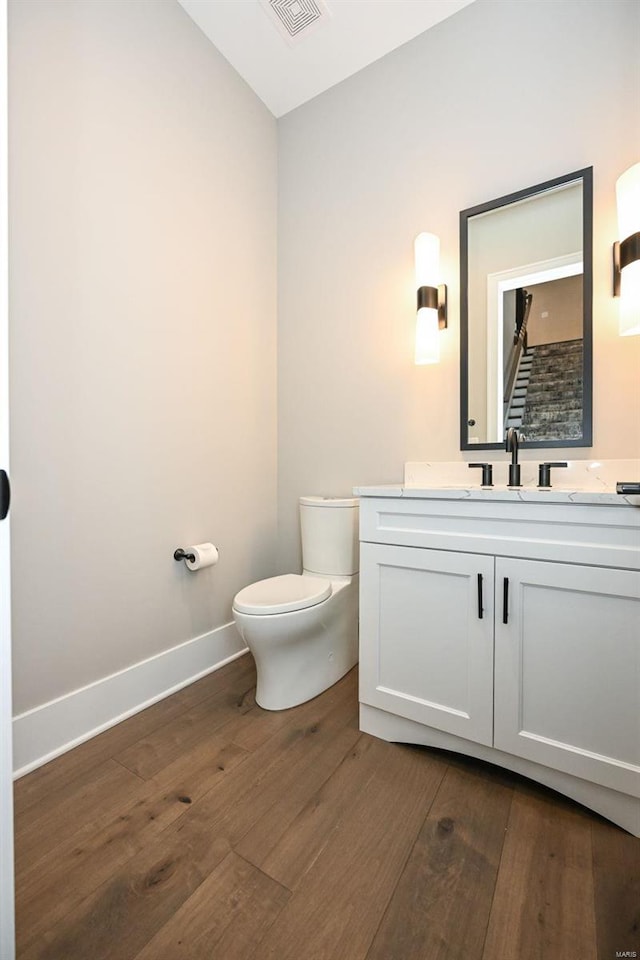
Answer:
xmin=177 ymin=0 xmax=476 ymax=118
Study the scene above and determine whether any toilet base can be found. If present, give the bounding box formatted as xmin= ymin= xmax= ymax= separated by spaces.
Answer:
xmin=233 ymin=576 xmax=358 ymax=711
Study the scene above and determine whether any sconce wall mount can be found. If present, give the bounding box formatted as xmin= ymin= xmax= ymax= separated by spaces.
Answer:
xmin=613 ymin=232 xmax=640 ymax=297
xmin=416 ymin=283 xmax=448 ymax=329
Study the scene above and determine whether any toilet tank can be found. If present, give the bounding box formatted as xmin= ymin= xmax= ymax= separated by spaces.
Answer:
xmin=299 ymin=497 xmax=359 ymax=576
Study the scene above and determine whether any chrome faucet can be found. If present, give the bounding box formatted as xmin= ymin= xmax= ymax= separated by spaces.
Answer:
xmin=505 ymin=427 xmax=523 ymax=487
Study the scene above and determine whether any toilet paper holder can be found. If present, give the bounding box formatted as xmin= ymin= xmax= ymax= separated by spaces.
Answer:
xmin=174 ymin=548 xmax=196 ymax=563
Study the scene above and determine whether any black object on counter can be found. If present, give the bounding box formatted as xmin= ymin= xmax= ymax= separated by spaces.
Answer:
xmin=616 ymin=482 xmax=640 ymax=495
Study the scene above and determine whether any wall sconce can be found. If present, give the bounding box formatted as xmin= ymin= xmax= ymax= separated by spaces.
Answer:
xmin=415 ymin=232 xmax=447 ymax=364
xmin=613 ymin=161 xmax=640 ymax=336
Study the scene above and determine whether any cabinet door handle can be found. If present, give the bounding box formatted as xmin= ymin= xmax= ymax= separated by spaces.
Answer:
xmin=477 ymin=573 xmax=483 ymax=619
xmin=502 ymin=577 xmax=509 ymax=624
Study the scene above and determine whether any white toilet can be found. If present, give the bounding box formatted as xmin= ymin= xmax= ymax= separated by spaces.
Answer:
xmin=232 ymin=496 xmax=359 ymax=711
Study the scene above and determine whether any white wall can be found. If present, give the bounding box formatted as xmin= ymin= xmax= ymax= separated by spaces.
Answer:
xmin=527 ymin=275 xmax=583 ymax=347
xmin=9 ymin=0 xmax=277 ymax=713
xmin=277 ymin=0 xmax=640 ymax=572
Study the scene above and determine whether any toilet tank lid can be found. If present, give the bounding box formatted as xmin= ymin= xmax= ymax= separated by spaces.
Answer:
xmin=299 ymin=496 xmax=359 ymax=507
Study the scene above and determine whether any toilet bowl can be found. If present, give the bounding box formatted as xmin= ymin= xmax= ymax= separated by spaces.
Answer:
xmin=232 ymin=497 xmax=359 ymax=711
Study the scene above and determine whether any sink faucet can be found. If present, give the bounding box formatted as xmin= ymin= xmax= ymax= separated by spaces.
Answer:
xmin=505 ymin=427 xmax=522 ymax=487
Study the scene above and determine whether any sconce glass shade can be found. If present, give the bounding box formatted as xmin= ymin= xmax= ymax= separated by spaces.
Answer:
xmin=415 ymin=232 xmax=440 ymax=288
xmin=415 ymin=232 xmax=441 ymax=364
xmin=616 ymin=162 xmax=640 ymax=336
xmin=415 ymin=306 xmax=440 ymax=364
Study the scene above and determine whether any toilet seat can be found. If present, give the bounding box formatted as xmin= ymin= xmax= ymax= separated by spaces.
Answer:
xmin=233 ymin=574 xmax=332 ymax=616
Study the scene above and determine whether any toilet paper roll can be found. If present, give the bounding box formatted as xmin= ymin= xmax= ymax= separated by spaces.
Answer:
xmin=185 ymin=543 xmax=219 ymax=571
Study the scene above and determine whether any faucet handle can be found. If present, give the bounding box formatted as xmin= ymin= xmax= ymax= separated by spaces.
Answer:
xmin=469 ymin=463 xmax=493 ymax=487
xmin=538 ymin=462 xmax=568 ymax=488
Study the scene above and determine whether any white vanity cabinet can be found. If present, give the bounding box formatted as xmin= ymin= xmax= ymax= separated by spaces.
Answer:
xmin=358 ymin=493 xmax=640 ymax=835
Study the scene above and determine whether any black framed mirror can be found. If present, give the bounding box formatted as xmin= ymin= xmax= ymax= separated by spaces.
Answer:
xmin=460 ymin=168 xmax=593 ymax=450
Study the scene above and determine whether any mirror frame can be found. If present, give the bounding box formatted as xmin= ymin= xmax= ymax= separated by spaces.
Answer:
xmin=459 ymin=167 xmax=593 ymax=451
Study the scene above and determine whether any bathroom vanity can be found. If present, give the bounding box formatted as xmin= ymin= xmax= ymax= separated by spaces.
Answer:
xmin=355 ymin=462 xmax=640 ymax=835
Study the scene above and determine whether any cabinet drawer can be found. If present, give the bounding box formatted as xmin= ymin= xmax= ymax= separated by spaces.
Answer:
xmin=360 ymin=497 xmax=640 ymax=570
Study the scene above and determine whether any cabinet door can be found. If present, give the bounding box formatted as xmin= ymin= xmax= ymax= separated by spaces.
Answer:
xmin=494 ymin=557 xmax=640 ymax=797
xmin=359 ymin=542 xmax=494 ymax=745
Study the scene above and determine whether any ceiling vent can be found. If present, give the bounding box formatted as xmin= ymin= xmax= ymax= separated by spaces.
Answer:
xmin=260 ymin=0 xmax=330 ymax=45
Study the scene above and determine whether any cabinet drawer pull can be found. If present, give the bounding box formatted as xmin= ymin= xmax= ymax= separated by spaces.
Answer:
xmin=503 ymin=577 xmax=509 ymax=624
xmin=477 ymin=573 xmax=483 ymax=619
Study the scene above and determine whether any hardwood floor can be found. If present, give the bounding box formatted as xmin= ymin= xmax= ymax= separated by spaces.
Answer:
xmin=14 ymin=654 xmax=639 ymax=960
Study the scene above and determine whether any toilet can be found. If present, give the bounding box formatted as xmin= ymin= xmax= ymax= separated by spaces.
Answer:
xmin=232 ymin=496 xmax=359 ymax=711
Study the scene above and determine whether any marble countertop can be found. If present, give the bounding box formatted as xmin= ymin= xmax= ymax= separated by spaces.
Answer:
xmin=352 ymin=483 xmax=640 ymax=506
xmin=353 ymin=459 xmax=640 ymax=506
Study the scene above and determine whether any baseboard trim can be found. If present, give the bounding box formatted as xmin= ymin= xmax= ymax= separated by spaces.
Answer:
xmin=13 ymin=622 xmax=248 ymax=778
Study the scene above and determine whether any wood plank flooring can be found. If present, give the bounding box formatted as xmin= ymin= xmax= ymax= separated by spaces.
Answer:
xmin=14 ymin=654 xmax=639 ymax=960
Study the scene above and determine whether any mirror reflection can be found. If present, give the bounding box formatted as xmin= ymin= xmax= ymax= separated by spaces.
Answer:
xmin=460 ymin=169 xmax=592 ymax=450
